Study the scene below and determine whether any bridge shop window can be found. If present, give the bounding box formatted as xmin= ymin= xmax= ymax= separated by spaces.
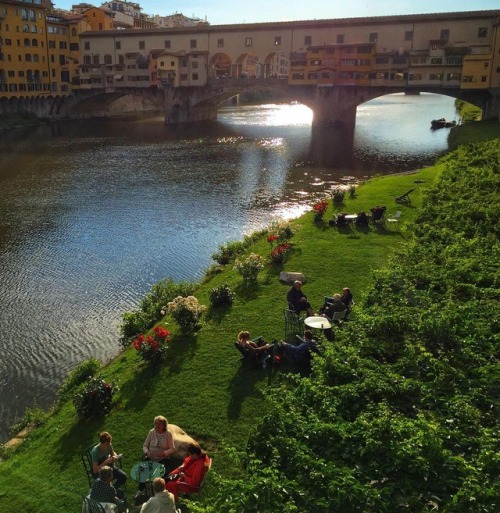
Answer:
xmin=409 ymin=73 xmax=423 ymax=81
xmin=304 ymin=36 xmax=312 ymax=46
xmin=336 ymin=34 xmax=344 ymax=44
xmin=139 ymin=41 xmax=145 ymax=50
xmin=478 ymin=27 xmax=487 ymax=38
xmin=446 ymin=72 xmax=461 ymax=81
xmin=404 ymin=31 xmax=413 ymax=41
xmin=217 ymin=38 xmax=224 ymax=47
xmin=369 ymin=32 xmax=377 ymax=43
xmin=375 ymin=56 xmax=389 ymax=64
xmin=84 ymin=41 xmax=90 ymax=51
xmin=440 ymin=29 xmax=450 ymax=41
xmin=190 ymin=39 xmax=197 ymax=49
xmin=429 ymin=73 xmax=443 ymax=80
xmin=115 ymin=41 xmax=121 ymax=50
xmin=274 ymin=36 xmax=281 ymax=46
xmin=164 ymin=40 xmax=171 ymax=49
xmin=430 ymin=57 xmax=443 ymax=64
xmin=245 ymin=37 xmax=253 ymax=47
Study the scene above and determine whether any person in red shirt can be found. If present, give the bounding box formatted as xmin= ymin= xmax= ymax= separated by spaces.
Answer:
xmin=165 ymin=443 xmax=210 ymax=499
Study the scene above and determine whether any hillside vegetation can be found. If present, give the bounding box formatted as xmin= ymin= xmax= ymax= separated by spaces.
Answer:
xmin=0 ymin=139 xmax=498 ymax=513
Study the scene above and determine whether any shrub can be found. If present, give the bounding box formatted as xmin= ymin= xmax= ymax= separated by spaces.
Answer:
xmin=133 ymin=326 xmax=171 ymax=365
xmin=209 ymin=284 xmax=235 ymax=307
xmin=212 ymin=240 xmax=247 ymax=265
xmin=120 ymin=279 xmax=196 ymax=342
xmin=73 ymin=376 xmax=117 ymax=420
xmin=234 ymin=253 xmax=264 ymax=282
xmin=332 ymin=188 xmax=345 ymax=205
xmin=58 ymin=358 xmax=102 ymax=398
xmin=269 ymin=220 xmax=295 ymax=244
xmin=9 ymin=405 xmax=49 ymax=436
xmin=166 ymin=295 xmax=206 ymax=333
xmin=312 ymin=199 xmax=329 ymax=221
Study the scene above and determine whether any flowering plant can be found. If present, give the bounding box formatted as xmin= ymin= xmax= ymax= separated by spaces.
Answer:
xmin=166 ymin=296 xmax=206 ymax=333
xmin=313 ymin=199 xmax=329 ymax=221
xmin=270 ymin=242 xmax=290 ymax=264
xmin=234 ymin=253 xmax=264 ymax=282
xmin=133 ymin=325 xmax=170 ymax=365
xmin=73 ymin=376 xmax=117 ymax=420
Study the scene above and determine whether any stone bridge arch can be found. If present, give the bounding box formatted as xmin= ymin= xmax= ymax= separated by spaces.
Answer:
xmin=209 ymin=53 xmax=232 ymax=79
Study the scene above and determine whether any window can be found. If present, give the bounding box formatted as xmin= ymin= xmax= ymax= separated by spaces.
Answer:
xmin=191 ymin=61 xmax=198 ymax=69
xmin=446 ymin=56 xmax=463 ymax=65
xmin=304 ymin=35 xmax=312 ymax=46
xmin=447 ymin=73 xmax=461 ymax=81
xmin=84 ymin=42 xmax=90 ymax=50
xmin=70 ymin=43 xmax=79 ymax=51
xmin=25 ymin=53 xmax=32 ymax=61
xmin=337 ymin=34 xmax=344 ymax=44
xmin=440 ymin=29 xmax=449 ymax=40
xmin=409 ymin=73 xmax=422 ymax=81
xmin=59 ymin=41 xmax=67 ymax=49
xmin=139 ymin=41 xmax=145 ymax=50
xmin=430 ymin=57 xmax=443 ymax=64
xmin=59 ymin=55 xmax=65 ymax=65
xmin=478 ymin=27 xmax=487 ymax=38
xmin=429 ymin=73 xmax=443 ymax=80
xmin=49 ymin=41 xmax=55 ymax=49
xmin=31 ymin=39 xmax=37 ymax=46
xmin=217 ymin=38 xmax=224 ymax=47
xmin=245 ymin=37 xmax=252 ymax=47
xmin=5 ymin=39 xmax=11 ymax=45
xmin=375 ymin=56 xmax=389 ymax=64
xmin=164 ymin=40 xmax=170 ymax=48
xmin=192 ymin=73 xmax=198 ymax=80
xmin=33 ymin=54 xmax=39 ymax=62
xmin=93 ymin=54 xmax=99 ymax=64
xmin=274 ymin=36 xmax=281 ymax=46
xmin=404 ymin=31 xmax=413 ymax=41
xmin=190 ymin=39 xmax=197 ymax=49
xmin=24 ymin=38 xmax=30 ymax=46
xmin=104 ymin=54 xmax=112 ymax=65
xmin=115 ymin=41 xmax=121 ymax=50
xmin=71 ymin=28 xmax=77 ymax=37
xmin=369 ymin=32 xmax=377 ymax=43
xmin=180 ymin=73 xmax=188 ymax=80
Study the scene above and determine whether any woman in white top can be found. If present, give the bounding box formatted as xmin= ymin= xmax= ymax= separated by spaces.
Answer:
xmin=143 ymin=416 xmax=176 ymax=466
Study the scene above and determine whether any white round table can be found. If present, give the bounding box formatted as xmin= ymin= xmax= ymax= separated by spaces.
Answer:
xmin=304 ymin=316 xmax=331 ymax=329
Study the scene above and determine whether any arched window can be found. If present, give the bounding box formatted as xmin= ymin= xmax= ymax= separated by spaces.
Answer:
xmin=29 ymin=10 xmax=35 ymax=21
xmin=22 ymin=8 xmax=28 ymax=20
xmin=32 ymin=39 xmax=37 ymax=46
xmin=71 ymin=28 xmax=77 ymax=37
xmin=24 ymin=38 xmax=30 ymax=46
xmin=31 ymin=25 xmax=37 ymax=33
xmin=27 ymin=69 xmax=33 ymax=81
xmin=23 ymin=24 xmax=29 ymax=33
xmin=33 ymin=54 xmax=39 ymax=62
xmin=25 ymin=54 xmax=32 ymax=62
xmin=0 ymin=53 xmax=4 ymax=62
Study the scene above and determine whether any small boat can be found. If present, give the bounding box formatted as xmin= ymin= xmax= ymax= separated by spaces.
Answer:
xmin=431 ymin=118 xmax=457 ymax=130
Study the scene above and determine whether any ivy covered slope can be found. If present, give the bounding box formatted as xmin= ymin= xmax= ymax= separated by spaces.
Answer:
xmin=195 ymin=141 xmax=499 ymax=513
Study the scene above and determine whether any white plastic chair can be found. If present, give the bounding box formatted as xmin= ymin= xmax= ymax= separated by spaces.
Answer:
xmin=331 ymin=310 xmax=346 ymax=323
xmin=386 ymin=211 xmax=401 ymax=228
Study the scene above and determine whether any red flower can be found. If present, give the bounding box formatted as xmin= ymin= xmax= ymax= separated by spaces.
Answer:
xmin=274 ymin=355 xmax=281 ymax=363
xmin=133 ymin=339 xmax=142 ymax=351
xmin=153 ymin=326 xmax=170 ymax=339
xmin=137 ymin=334 xmax=145 ymax=343
xmin=267 ymin=234 xmax=278 ymax=243
xmin=150 ymin=340 xmax=159 ymax=351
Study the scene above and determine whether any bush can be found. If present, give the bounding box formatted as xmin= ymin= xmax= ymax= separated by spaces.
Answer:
xmin=58 ymin=358 xmax=102 ymax=398
xmin=212 ymin=240 xmax=247 ymax=265
xmin=120 ymin=279 xmax=196 ymax=342
xmin=9 ymin=405 xmax=49 ymax=436
xmin=312 ymin=199 xmax=329 ymax=221
xmin=209 ymin=284 xmax=235 ymax=307
xmin=269 ymin=220 xmax=295 ymax=244
xmin=73 ymin=376 xmax=117 ymax=421
xmin=166 ymin=295 xmax=206 ymax=333
xmin=133 ymin=326 xmax=171 ymax=365
xmin=234 ymin=253 xmax=264 ymax=282
xmin=332 ymin=188 xmax=345 ymax=205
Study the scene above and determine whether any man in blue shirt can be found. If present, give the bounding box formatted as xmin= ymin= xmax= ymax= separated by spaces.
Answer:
xmin=280 ymin=330 xmax=317 ymax=364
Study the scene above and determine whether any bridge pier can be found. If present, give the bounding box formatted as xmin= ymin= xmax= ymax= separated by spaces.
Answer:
xmin=162 ymin=86 xmax=218 ymax=124
xmin=310 ymin=87 xmax=360 ymax=129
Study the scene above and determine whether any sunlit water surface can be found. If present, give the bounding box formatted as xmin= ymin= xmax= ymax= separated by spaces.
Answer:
xmin=0 ymin=93 xmax=457 ymax=441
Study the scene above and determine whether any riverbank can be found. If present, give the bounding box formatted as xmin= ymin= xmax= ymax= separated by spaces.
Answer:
xmin=0 ymin=159 xmax=439 ymax=512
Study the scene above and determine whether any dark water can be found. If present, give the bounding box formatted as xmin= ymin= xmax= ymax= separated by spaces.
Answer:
xmin=0 ymin=93 xmax=457 ymax=442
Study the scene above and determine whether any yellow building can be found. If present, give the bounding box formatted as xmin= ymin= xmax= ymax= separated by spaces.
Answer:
xmin=81 ymin=7 xmax=114 ymax=32
xmin=461 ymin=48 xmax=493 ymax=89
xmin=0 ymin=0 xmax=52 ymax=98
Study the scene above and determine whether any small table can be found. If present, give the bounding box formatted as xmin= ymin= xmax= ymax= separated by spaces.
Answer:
xmin=130 ymin=461 xmax=165 ymax=484
xmin=304 ymin=316 xmax=331 ymax=330
xmin=345 ymin=214 xmax=358 ymax=224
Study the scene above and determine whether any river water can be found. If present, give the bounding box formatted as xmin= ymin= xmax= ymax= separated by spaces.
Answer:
xmin=0 ymin=92 xmax=457 ymax=442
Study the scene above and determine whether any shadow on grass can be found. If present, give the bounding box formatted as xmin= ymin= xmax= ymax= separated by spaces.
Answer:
xmin=205 ymin=304 xmax=232 ymax=324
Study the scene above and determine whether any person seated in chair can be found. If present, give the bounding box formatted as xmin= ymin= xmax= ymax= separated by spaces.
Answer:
xmin=370 ymin=205 xmax=386 ymax=222
xmin=143 ymin=416 xmax=176 ymax=468
xmin=90 ymin=466 xmax=126 ymax=512
xmin=321 ymin=294 xmax=346 ymax=320
xmin=91 ymin=431 xmax=127 ymax=488
xmin=140 ymin=477 xmax=176 ymax=513
xmin=340 ymin=287 xmax=353 ymax=308
xmin=335 ymin=212 xmax=348 ymax=226
xmin=236 ymin=331 xmax=273 ymax=356
xmin=279 ymin=330 xmax=317 ymax=364
xmin=165 ymin=443 xmax=210 ymax=499
xmin=287 ymin=280 xmax=313 ymax=316
xmin=355 ymin=211 xmax=369 ymax=226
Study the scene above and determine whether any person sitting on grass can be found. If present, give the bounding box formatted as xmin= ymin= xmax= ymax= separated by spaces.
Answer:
xmin=278 ymin=330 xmax=317 ymax=364
xmin=165 ymin=443 xmax=210 ymax=499
xmin=287 ymin=280 xmax=313 ymax=316
xmin=140 ymin=477 xmax=177 ymax=513
xmin=236 ymin=331 xmax=273 ymax=355
xmin=90 ymin=466 xmax=127 ymax=512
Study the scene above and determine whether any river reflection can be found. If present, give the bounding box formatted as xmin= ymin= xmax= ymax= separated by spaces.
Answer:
xmin=0 ymin=93 xmax=457 ymax=441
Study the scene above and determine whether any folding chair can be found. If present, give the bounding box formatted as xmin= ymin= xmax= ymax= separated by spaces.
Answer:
xmin=395 ymin=189 xmax=415 ymax=205
xmin=386 ymin=211 xmax=402 ymax=229
xmin=82 ymin=496 xmax=107 ymax=513
xmin=284 ymin=309 xmax=304 ymax=340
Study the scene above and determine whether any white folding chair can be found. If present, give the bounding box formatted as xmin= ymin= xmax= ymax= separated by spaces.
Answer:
xmin=386 ymin=211 xmax=401 ymax=228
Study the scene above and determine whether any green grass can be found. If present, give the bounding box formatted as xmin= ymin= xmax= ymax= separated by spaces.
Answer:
xmin=449 ymin=119 xmax=500 ymax=149
xmin=0 ymin=165 xmax=442 ymax=512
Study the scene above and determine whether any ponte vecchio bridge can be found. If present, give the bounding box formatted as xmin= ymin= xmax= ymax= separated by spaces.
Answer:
xmin=34 ymin=10 xmax=500 ymax=125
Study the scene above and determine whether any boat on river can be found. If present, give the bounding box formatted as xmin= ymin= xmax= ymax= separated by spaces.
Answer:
xmin=431 ymin=118 xmax=457 ymax=130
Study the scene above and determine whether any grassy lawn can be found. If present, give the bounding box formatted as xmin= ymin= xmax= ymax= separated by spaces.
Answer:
xmin=0 ymin=164 xmax=443 ymax=512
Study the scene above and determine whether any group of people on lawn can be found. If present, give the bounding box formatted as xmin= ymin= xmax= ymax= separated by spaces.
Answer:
xmin=236 ymin=281 xmax=354 ymax=365
xmin=88 ymin=417 xmax=209 ymax=512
